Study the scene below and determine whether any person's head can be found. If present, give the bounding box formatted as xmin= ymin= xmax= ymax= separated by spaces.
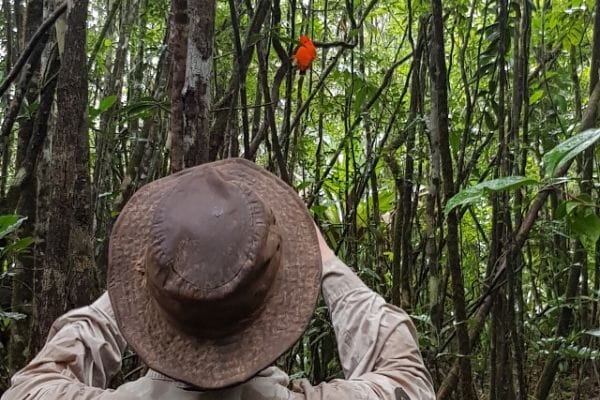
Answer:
xmin=107 ymin=159 xmax=321 ymax=389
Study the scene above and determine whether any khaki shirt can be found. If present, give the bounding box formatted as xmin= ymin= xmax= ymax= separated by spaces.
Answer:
xmin=2 ymin=258 xmax=435 ymax=399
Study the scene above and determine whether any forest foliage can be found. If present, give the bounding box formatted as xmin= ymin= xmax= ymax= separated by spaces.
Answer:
xmin=0 ymin=0 xmax=600 ymax=398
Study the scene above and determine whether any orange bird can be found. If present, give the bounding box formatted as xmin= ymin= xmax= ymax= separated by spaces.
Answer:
xmin=292 ymin=35 xmax=317 ymax=75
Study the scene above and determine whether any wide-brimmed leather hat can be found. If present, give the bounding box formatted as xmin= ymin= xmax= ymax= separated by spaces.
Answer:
xmin=107 ymin=158 xmax=321 ymax=389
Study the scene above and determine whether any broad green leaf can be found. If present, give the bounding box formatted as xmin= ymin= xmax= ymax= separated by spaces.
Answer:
xmin=529 ymin=89 xmax=544 ymax=105
xmin=585 ymin=328 xmax=600 ymax=338
xmin=89 ymin=96 xmax=119 ymax=121
xmin=445 ymin=176 xmax=537 ymax=215
xmin=0 ymin=215 xmax=20 ymax=232
xmin=119 ymin=97 xmax=169 ymax=119
xmin=98 ymin=95 xmax=118 ymax=113
xmin=555 ymin=201 xmax=580 ymax=219
xmin=543 ymin=128 xmax=600 ymax=177
xmin=569 ymin=212 xmax=600 ymax=244
xmin=5 ymin=237 xmax=34 ymax=255
xmin=0 ymin=310 xmax=26 ymax=321
xmin=0 ymin=215 xmax=26 ymax=240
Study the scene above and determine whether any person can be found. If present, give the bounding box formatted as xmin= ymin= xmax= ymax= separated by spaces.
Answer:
xmin=1 ymin=159 xmax=435 ymax=400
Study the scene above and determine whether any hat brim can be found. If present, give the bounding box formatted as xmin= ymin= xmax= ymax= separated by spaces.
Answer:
xmin=107 ymin=158 xmax=321 ymax=389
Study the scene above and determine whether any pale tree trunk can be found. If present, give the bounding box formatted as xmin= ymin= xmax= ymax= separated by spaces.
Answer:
xmin=3 ymin=0 xmax=13 ymax=76
xmin=34 ymin=0 xmax=97 ymax=351
xmin=169 ymin=0 xmax=187 ymax=172
xmin=182 ymin=0 xmax=214 ymax=166
xmin=0 ymin=0 xmax=12 ymax=195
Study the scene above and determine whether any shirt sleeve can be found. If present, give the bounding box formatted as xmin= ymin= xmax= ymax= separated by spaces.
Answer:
xmin=290 ymin=257 xmax=436 ymax=400
xmin=0 ymin=292 xmax=135 ymax=400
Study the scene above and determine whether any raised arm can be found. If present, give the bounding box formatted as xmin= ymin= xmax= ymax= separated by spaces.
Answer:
xmin=1 ymin=293 xmax=132 ymax=400
xmin=291 ymin=227 xmax=435 ymax=400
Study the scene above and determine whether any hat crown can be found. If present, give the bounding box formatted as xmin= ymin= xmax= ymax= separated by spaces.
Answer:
xmin=108 ymin=158 xmax=321 ymax=389
xmin=146 ymin=169 xmax=281 ymax=337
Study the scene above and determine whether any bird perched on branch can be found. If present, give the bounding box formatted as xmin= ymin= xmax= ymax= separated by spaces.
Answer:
xmin=292 ymin=35 xmax=317 ymax=75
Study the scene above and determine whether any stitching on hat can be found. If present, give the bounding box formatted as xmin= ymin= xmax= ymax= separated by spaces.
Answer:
xmin=153 ymin=185 xmax=176 ymax=268
xmin=150 ymin=172 xmax=266 ymax=292
xmin=235 ymin=180 xmax=263 ymax=267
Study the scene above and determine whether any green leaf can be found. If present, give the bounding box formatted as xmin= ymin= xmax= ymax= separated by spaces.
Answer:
xmin=98 ymin=95 xmax=118 ymax=113
xmin=543 ymin=128 xmax=600 ymax=178
xmin=449 ymin=129 xmax=461 ymax=156
xmin=445 ymin=176 xmax=537 ymax=215
xmin=5 ymin=237 xmax=34 ymax=255
xmin=0 ymin=310 xmax=26 ymax=321
xmin=585 ymin=328 xmax=600 ymax=338
xmin=89 ymin=95 xmax=118 ymax=121
xmin=310 ymin=205 xmax=328 ymax=218
xmin=294 ymin=181 xmax=311 ymax=191
xmin=529 ymin=89 xmax=544 ymax=105
xmin=0 ymin=215 xmax=26 ymax=240
xmin=570 ymin=212 xmax=600 ymax=245
xmin=383 ymin=251 xmax=394 ymax=262
xmin=88 ymin=107 xmax=100 ymax=120
xmin=555 ymin=201 xmax=579 ymax=219
xmin=119 ymin=97 xmax=169 ymax=119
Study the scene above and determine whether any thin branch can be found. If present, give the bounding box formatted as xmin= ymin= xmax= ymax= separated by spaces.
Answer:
xmin=306 ymin=52 xmax=413 ymax=207
xmin=313 ymin=40 xmax=355 ymax=49
xmin=0 ymin=2 xmax=67 ymax=99
xmin=87 ymin=0 xmax=122 ymax=70
xmin=211 ymin=102 xmax=275 ymax=112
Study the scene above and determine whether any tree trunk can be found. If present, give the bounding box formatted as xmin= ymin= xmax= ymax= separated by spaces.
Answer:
xmin=169 ymin=0 xmax=188 ymax=172
xmin=0 ymin=0 xmax=46 ymax=200
xmin=5 ymin=0 xmax=47 ymax=373
xmin=34 ymin=0 xmax=94 ymax=350
xmin=8 ymin=47 xmax=60 ymax=375
xmin=429 ymin=0 xmax=476 ymax=397
xmin=182 ymin=0 xmax=214 ymax=166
